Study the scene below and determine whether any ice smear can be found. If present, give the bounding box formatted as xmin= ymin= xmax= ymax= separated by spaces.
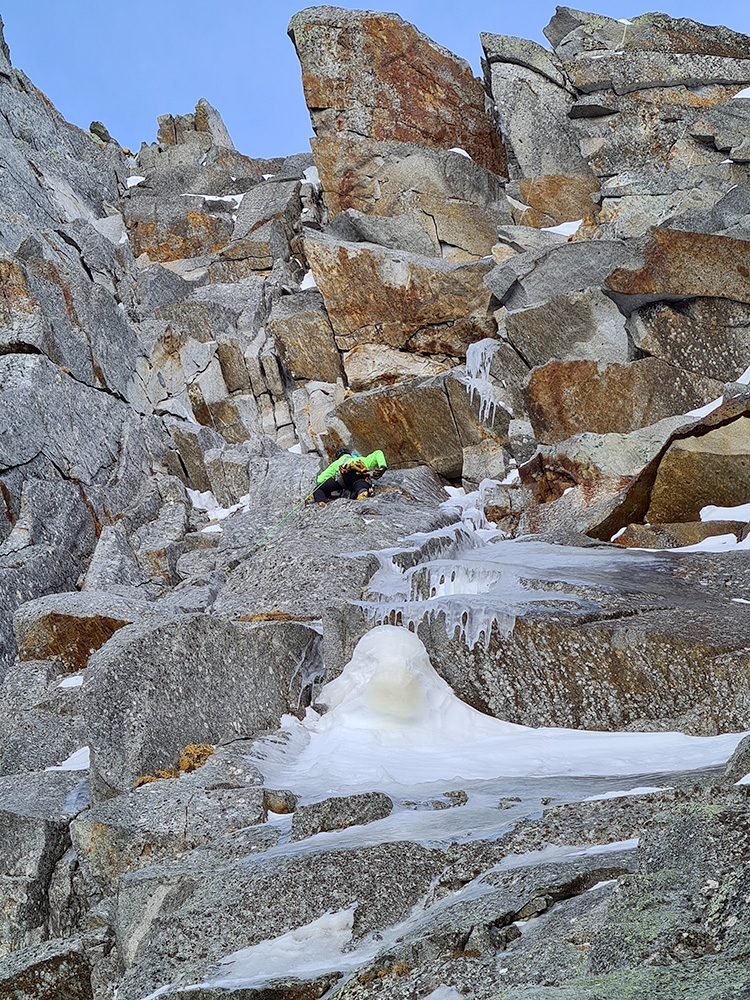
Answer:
xmin=204 ymin=907 xmax=356 ymax=989
xmin=199 ymin=836 xmax=638 ymax=994
xmin=583 ymin=785 xmax=667 ymax=801
xmin=252 ymin=627 xmax=745 ymax=801
xmin=45 ymin=746 xmax=90 ymax=772
xmin=359 ymin=532 xmax=673 ymax=651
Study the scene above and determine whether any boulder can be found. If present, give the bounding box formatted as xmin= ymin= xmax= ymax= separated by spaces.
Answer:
xmin=605 ymin=228 xmax=750 ymax=312
xmin=481 ymin=33 xmax=599 ymax=224
xmin=328 ymin=207 xmax=440 ymax=257
xmin=13 ymin=593 xmax=152 ymax=673
xmin=614 ymin=520 xmax=749 ymax=549
xmin=627 ymin=297 xmax=750 ymax=383
xmin=667 ymin=179 xmax=750 ymax=241
xmin=305 ymin=231 xmax=496 ymax=357
xmin=71 ymin=756 xmax=266 ymax=894
xmin=342 ymin=344 xmax=456 ymax=392
xmin=266 ymin=290 xmax=343 ymax=384
xmin=327 ymin=372 xmax=509 ymax=479
xmin=111 ymin=840 xmax=446 ymax=1000
xmin=545 ymin=8 xmax=750 ymax=95
xmin=121 ymin=194 xmax=234 ymax=262
xmin=83 ymin=617 xmax=323 ymax=797
xmin=505 ymin=288 xmax=629 ymax=367
xmin=419 ymin=599 xmax=750 ymax=733
xmin=523 ymin=358 xmax=722 ymax=443
xmin=0 ymin=938 xmax=93 ymax=1000
xmin=521 ymin=395 xmax=750 ymax=541
xmin=290 ymin=792 xmax=394 ymax=841
xmin=646 ymin=415 xmax=750 ymax=523
xmin=313 ymin=139 xmax=512 ymax=257
xmin=217 ymin=179 xmax=302 ymax=274
xmin=486 ymin=239 xmax=642 ymax=311
xmin=0 ymin=659 xmax=87 ymax=776
xmin=288 ymin=7 xmax=506 ymax=176
xmin=0 ymin=771 xmax=88 ymax=954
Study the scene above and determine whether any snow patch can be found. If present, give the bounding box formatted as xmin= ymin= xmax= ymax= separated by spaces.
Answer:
xmin=46 ymin=746 xmax=90 ymax=772
xmin=302 ymin=165 xmax=321 ymax=189
xmin=299 ymin=269 xmax=317 ymax=290
xmin=732 ymin=87 xmax=750 ymax=99
xmin=126 ymin=175 xmax=145 ymax=188
xmin=58 ymin=674 xmax=84 ymax=689
xmin=541 ymin=219 xmax=583 ymax=236
xmin=448 ymin=147 xmax=472 ymax=159
xmin=700 ymin=502 xmax=750 ymax=523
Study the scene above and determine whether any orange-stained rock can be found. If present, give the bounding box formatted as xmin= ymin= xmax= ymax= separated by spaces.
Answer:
xmin=614 ymin=520 xmax=749 ymax=549
xmin=523 ymin=358 xmax=722 ymax=444
xmin=516 ymin=174 xmax=601 ymax=227
xmin=288 ymin=7 xmax=506 ymax=177
xmin=126 ymin=208 xmax=232 ymax=263
xmin=310 ymin=136 xmax=511 ymax=257
xmin=325 ymin=372 xmax=509 ymax=479
xmin=267 ymin=290 xmax=343 ymax=385
xmin=13 ymin=592 xmax=151 ymax=672
xmin=305 ymin=231 xmax=496 ymax=357
xmin=606 ymin=228 xmax=750 ymax=309
xmin=646 ymin=415 xmax=750 ymax=523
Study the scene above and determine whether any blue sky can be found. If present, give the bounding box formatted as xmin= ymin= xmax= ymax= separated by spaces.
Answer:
xmin=2 ymin=1 xmax=749 ymax=158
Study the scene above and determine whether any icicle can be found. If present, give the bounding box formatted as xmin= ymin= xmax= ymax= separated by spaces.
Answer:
xmin=462 ymin=339 xmax=506 ymax=424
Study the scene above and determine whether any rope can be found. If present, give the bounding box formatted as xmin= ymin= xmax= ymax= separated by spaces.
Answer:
xmin=233 ymin=475 xmax=323 ymax=563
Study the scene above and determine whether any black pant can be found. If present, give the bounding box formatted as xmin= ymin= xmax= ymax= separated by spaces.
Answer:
xmin=313 ymin=471 xmax=371 ymax=503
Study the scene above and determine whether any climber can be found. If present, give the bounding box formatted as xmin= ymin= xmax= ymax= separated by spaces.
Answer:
xmin=310 ymin=448 xmax=387 ymax=505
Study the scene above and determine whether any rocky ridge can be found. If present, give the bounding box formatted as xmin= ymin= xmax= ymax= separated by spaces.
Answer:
xmin=1 ymin=5 xmax=750 ymax=998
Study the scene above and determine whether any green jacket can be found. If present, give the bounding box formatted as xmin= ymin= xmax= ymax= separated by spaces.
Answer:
xmin=316 ymin=450 xmax=387 ymax=485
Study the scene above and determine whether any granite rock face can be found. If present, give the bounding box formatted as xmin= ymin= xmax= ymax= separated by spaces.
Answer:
xmin=4 ymin=6 xmax=750 ymax=999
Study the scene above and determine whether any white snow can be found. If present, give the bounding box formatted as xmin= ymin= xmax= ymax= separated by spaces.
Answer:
xmin=701 ymin=502 xmax=750 ymax=523
xmin=126 ymin=175 xmax=145 ymax=188
xmin=736 ymin=773 xmax=750 ymax=785
xmin=583 ymin=785 xmax=668 ymax=801
xmin=732 ymin=87 xmax=750 ymax=99
xmin=186 ymin=487 xmax=252 ymax=533
xmin=204 ymin=908 xmax=356 ymax=989
xmin=541 ymin=219 xmax=582 ymax=236
xmin=299 ymin=269 xmax=317 ymax=290
xmin=252 ymin=627 xmax=746 ymax=802
xmin=617 ymin=18 xmax=633 ymax=24
xmin=448 ymin=147 xmax=472 ymax=159
xmin=302 ymin=165 xmax=321 ymax=189
xmin=688 ymin=362 xmax=750 ymax=418
xmin=686 ymin=396 xmax=724 ymax=418
xmin=45 ymin=746 xmax=90 ymax=771
xmin=58 ymin=673 xmax=84 ymax=689
xmin=670 ymin=532 xmax=750 ymax=553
